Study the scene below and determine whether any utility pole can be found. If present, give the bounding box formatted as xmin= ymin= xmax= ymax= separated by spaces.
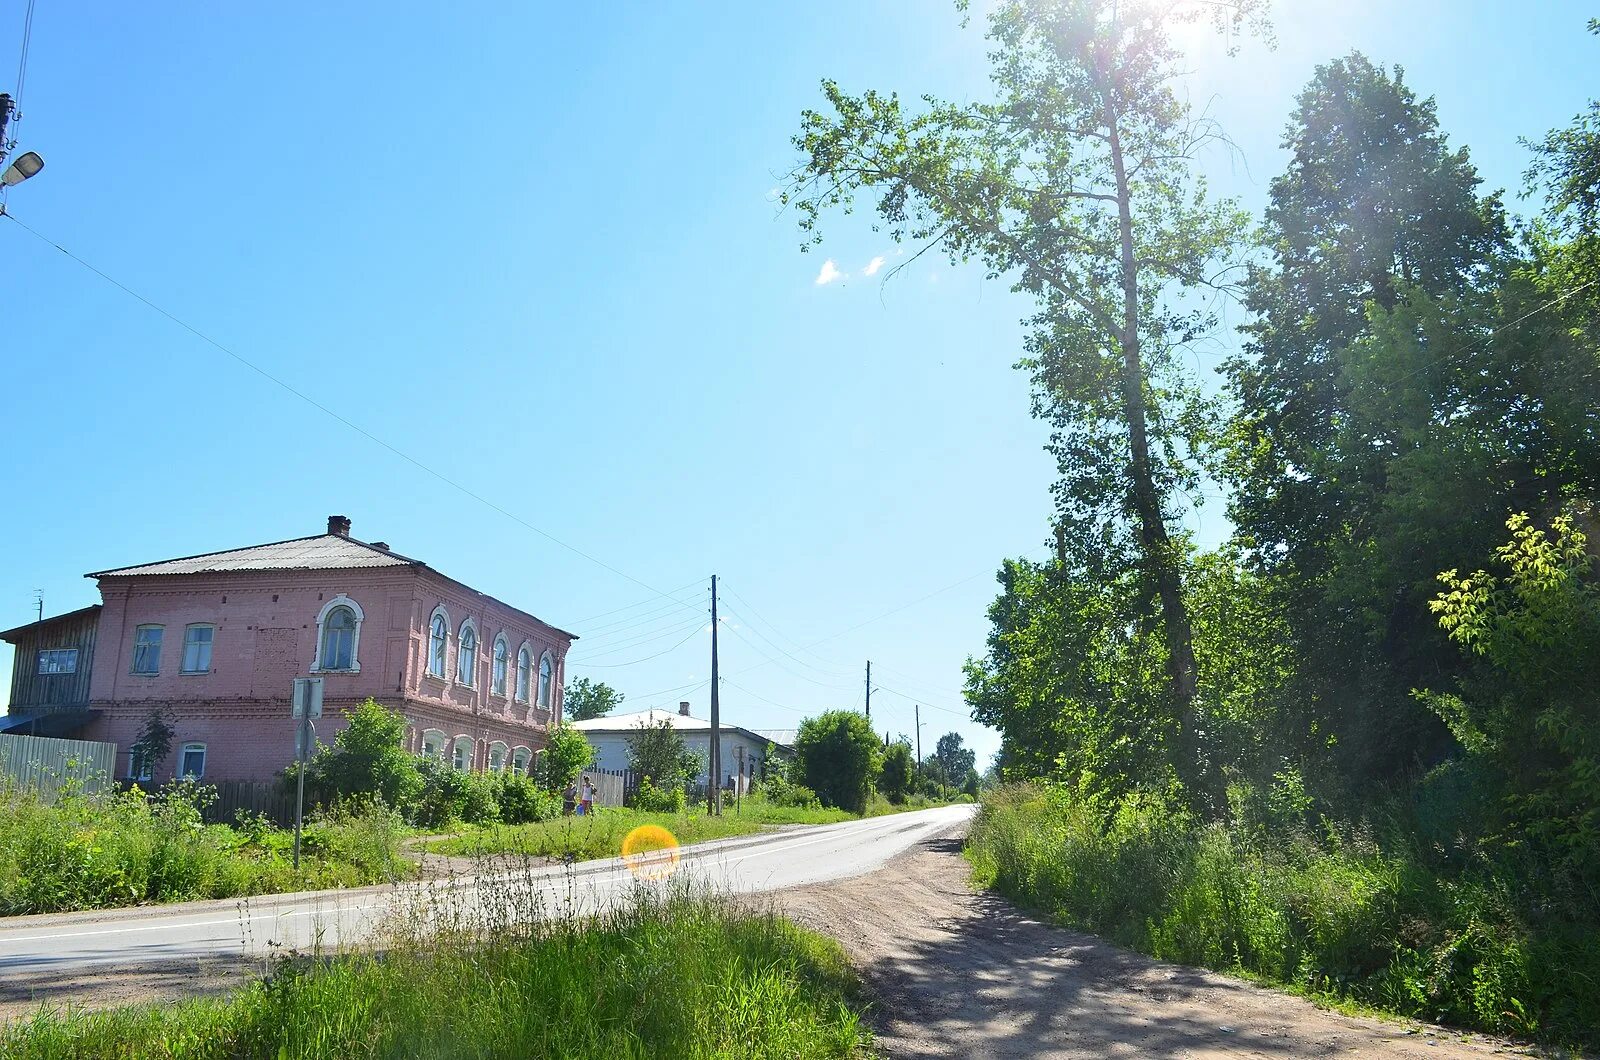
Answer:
xmin=709 ymin=575 xmax=721 ymax=816
xmin=865 ymin=660 xmax=871 ymax=719
xmin=915 ymin=704 xmax=922 ymax=770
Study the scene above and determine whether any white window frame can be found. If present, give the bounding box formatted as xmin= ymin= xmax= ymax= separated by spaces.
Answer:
xmin=131 ymin=624 xmax=163 ymax=675
xmin=515 ymin=643 xmax=532 ymax=703
xmin=128 ymin=746 xmax=153 ymax=782
xmin=421 ymin=728 xmax=447 ymax=759
xmin=457 ymin=618 xmax=478 ymax=687
xmin=537 ymin=651 xmax=554 ymax=709
xmin=312 ymin=594 xmax=365 ymax=673
xmin=451 ymin=734 xmax=474 ymax=772
xmin=491 ymin=633 xmax=509 ymax=696
xmin=427 ymin=605 xmax=450 ymax=678
xmin=511 ymin=746 xmax=531 ymax=776
xmin=181 ymin=624 xmax=215 ymax=675
xmin=36 ymin=648 xmax=79 ymax=675
xmin=488 ymin=741 xmax=508 ymax=772
xmin=178 ymin=742 xmax=206 ymax=780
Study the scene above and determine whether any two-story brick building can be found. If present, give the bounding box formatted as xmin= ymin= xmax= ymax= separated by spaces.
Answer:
xmin=0 ymin=516 xmax=576 ymax=783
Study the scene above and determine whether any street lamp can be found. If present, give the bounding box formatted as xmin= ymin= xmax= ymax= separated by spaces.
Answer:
xmin=1 ymin=149 xmax=43 ymax=186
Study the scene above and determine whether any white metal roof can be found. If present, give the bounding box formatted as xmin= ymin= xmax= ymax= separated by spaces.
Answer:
xmin=89 ymin=534 xmax=419 ymax=578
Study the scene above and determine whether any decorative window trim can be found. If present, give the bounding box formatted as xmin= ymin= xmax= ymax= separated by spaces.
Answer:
xmin=179 ymin=742 xmax=206 ymax=780
xmin=511 ymin=745 xmax=532 ymax=776
xmin=457 ymin=618 xmax=479 ymax=687
xmin=421 ymin=728 xmax=447 ymax=759
xmin=488 ymin=740 xmax=509 ymax=772
xmin=491 ymin=633 xmax=509 ymax=697
xmin=131 ymin=624 xmax=164 ymax=675
xmin=427 ymin=604 xmax=450 ymax=679
xmin=451 ymin=734 xmax=475 ymax=772
xmin=311 ymin=594 xmax=365 ymax=673
xmin=515 ymin=642 xmax=533 ymax=703
xmin=180 ymin=624 xmax=215 ymax=675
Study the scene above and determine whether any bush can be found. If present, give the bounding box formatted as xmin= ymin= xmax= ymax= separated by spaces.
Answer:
xmin=759 ymin=774 xmax=822 ymax=810
xmin=413 ymin=757 xmax=500 ymax=828
xmin=493 ymin=772 xmax=560 ymax=824
xmin=305 ymin=699 xmax=424 ymax=811
xmin=624 ymin=719 xmax=700 ymax=796
xmin=539 ymin=725 xmax=596 ymax=793
xmin=878 ymin=742 xmax=914 ymax=804
xmin=632 ymin=776 xmax=688 ymax=813
xmin=793 ymin=711 xmax=882 ymax=814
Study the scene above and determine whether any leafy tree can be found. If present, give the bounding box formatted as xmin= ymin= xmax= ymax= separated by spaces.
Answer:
xmin=624 ymin=718 xmax=700 ymax=794
xmin=307 ymin=699 xmax=424 ymax=810
xmin=539 ymin=724 xmax=594 ymax=793
xmin=1425 ymin=511 xmax=1600 ymax=882
xmin=786 ymin=0 xmax=1266 ymax=807
xmin=794 ymin=711 xmax=883 ymax=814
xmin=930 ymin=732 xmax=977 ymax=791
xmin=563 ymin=678 xmax=623 ymax=722
xmin=879 ymin=740 xmax=915 ymax=804
xmin=130 ymin=707 xmax=175 ymax=781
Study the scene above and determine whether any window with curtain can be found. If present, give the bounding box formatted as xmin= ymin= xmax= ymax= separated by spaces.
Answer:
xmin=458 ymin=623 xmax=478 ymax=686
xmin=429 ymin=613 xmax=447 ymax=677
xmin=320 ymin=605 xmax=357 ymax=670
xmin=181 ymin=625 xmax=214 ymax=673
xmin=132 ymin=625 xmax=163 ymax=674
xmin=492 ymin=635 xmax=508 ymax=695
xmin=515 ymin=646 xmax=531 ymax=702
xmin=537 ymin=652 xmax=553 ymax=708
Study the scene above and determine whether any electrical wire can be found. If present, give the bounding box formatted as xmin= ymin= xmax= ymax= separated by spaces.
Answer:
xmin=568 ymin=579 xmax=707 ymax=626
xmin=568 ymin=617 xmax=705 ymax=660
xmin=0 ymin=210 xmax=701 ymax=613
xmin=12 ymin=0 xmax=34 ymax=110
xmin=567 ymin=623 xmax=705 ymax=669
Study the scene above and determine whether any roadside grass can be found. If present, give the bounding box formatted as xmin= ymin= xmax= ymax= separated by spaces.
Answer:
xmin=425 ymin=792 xmax=965 ymax=861
xmin=965 ymin=782 xmax=1600 ymax=1051
xmin=0 ymin=893 xmax=874 ymax=1059
xmin=0 ymin=782 xmax=410 ymax=917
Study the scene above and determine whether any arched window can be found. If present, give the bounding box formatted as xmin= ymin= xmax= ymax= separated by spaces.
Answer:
xmin=452 ymin=735 xmax=474 ymax=772
xmin=515 ymin=644 xmax=532 ymax=703
xmin=511 ymin=746 xmax=531 ymax=776
xmin=428 ymin=606 xmax=449 ymax=678
xmin=458 ymin=620 xmax=478 ymax=687
xmin=492 ymin=634 xmax=509 ymax=696
xmin=421 ymin=728 xmax=446 ymax=759
xmin=488 ymin=741 xmax=508 ymax=772
xmin=314 ymin=595 xmax=364 ymax=672
xmin=537 ymin=652 xmax=553 ymax=709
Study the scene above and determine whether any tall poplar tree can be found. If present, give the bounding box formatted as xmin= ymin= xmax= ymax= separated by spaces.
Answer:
xmin=787 ymin=0 xmax=1264 ymax=804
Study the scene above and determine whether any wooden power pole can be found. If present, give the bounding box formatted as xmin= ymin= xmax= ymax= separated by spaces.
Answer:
xmin=709 ymin=574 xmax=721 ymax=816
xmin=865 ymin=660 xmax=871 ymax=719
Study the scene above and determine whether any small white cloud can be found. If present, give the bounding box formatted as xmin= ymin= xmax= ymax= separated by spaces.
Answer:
xmin=815 ymin=259 xmax=843 ymax=286
xmin=863 ymin=255 xmax=886 ymax=276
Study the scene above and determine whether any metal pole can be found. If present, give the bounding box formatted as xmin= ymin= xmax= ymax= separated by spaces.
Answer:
xmin=293 ymin=703 xmax=308 ymax=871
xmin=709 ymin=575 xmax=721 ymax=816
xmin=865 ymin=660 xmax=871 ymax=719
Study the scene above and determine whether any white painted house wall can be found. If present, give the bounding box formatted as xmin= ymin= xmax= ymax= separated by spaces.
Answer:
xmin=570 ymin=707 xmax=782 ymax=792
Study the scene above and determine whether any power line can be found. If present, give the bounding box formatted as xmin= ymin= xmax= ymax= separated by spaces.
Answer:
xmin=568 ymin=617 xmax=705 ymax=660
xmin=11 ymin=0 xmax=34 ymax=108
xmin=0 ymin=210 xmax=699 ymax=614
xmin=567 ymin=624 xmax=705 ymax=669
xmin=568 ymin=580 xmax=707 ymax=627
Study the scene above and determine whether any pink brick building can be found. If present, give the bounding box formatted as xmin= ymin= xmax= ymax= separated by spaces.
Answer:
xmin=1 ymin=516 xmax=575 ymax=783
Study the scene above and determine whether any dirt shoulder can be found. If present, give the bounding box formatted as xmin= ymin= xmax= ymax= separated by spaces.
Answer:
xmin=768 ymin=829 xmax=1534 ymax=1060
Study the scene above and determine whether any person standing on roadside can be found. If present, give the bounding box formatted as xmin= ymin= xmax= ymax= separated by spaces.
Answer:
xmin=580 ymin=774 xmax=596 ymax=816
xmin=563 ymin=779 xmax=578 ymax=816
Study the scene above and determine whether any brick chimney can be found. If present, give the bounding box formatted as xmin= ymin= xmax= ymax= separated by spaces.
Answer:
xmin=678 ymin=701 xmax=691 ymax=717
xmin=327 ymin=515 xmax=352 ymax=537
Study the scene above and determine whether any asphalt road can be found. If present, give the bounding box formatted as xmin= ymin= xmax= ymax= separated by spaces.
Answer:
xmin=0 ymin=803 xmax=975 ymax=985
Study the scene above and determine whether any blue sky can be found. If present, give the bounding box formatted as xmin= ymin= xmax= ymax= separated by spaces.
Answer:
xmin=1 ymin=2 xmax=1593 ymax=769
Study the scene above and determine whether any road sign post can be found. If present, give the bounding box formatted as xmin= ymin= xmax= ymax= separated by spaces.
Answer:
xmin=291 ymin=677 xmax=323 ymax=871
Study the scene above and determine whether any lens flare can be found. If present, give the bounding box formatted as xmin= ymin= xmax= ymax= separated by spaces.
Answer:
xmin=621 ymin=824 xmax=681 ymax=881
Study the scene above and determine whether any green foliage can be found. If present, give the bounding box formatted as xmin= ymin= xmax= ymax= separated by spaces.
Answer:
xmin=562 ymin=677 xmax=624 ymax=722
xmin=540 ymin=724 xmax=595 ymax=794
xmin=130 ymin=707 xmax=174 ymax=779
xmin=0 ymin=782 xmax=407 ymax=916
xmin=793 ymin=711 xmax=882 ymax=814
xmin=929 ymin=732 xmax=976 ymax=791
xmin=632 ymin=775 xmax=688 ymax=813
xmin=412 ymin=756 xmax=500 ymax=828
xmin=305 ymin=699 xmax=424 ymax=811
xmin=877 ymin=741 xmax=914 ymax=804
xmin=491 ymin=771 xmax=561 ymax=825
xmin=0 ymin=898 xmax=874 ymax=1059
xmin=623 ymin=718 xmax=700 ymax=795
xmin=760 ymin=775 xmax=822 ymax=810
xmin=968 ymin=784 xmax=1598 ymax=1048
xmin=1426 ymin=512 xmax=1600 ymax=883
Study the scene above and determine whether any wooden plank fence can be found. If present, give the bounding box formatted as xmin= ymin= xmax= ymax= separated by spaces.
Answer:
xmin=0 ymin=732 xmax=117 ymax=802
xmin=206 ymin=780 xmax=298 ymax=828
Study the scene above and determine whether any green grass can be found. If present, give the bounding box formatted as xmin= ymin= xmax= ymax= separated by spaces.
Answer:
xmin=0 ymin=896 xmax=873 ymax=1059
xmin=965 ymin=782 xmax=1600 ymax=1051
xmin=0 ymin=783 xmax=410 ymax=916
xmin=425 ymin=792 xmax=965 ymax=862
xmin=426 ymin=795 xmax=858 ymax=861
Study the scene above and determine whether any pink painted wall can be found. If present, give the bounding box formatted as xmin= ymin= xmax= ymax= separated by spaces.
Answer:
xmin=80 ymin=563 xmax=573 ymax=783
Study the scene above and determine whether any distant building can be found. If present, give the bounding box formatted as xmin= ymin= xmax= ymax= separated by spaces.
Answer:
xmin=569 ymin=702 xmax=789 ymax=793
xmin=0 ymin=516 xmax=576 ymax=784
